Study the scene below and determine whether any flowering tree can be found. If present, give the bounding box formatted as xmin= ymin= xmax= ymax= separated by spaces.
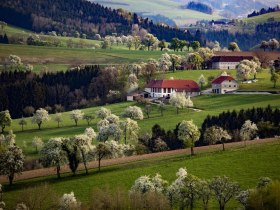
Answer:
xmin=40 ymin=137 xmax=67 ymax=178
xmin=169 ymin=54 xmax=182 ymax=72
xmin=0 ymin=145 xmax=24 ymax=185
xmin=121 ymin=118 xmax=140 ymax=144
xmin=0 ymin=130 xmax=16 ymax=146
xmin=198 ymin=47 xmax=214 ymax=69
xmin=178 ymin=120 xmax=200 ymax=155
xmin=198 ymin=74 xmax=206 ymax=89
xmin=96 ymin=107 xmax=111 ymax=119
xmin=240 ymin=120 xmax=258 ymax=146
xmin=18 ymin=117 xmax=27 ymax=132
xmin=236 ymin=59 xmax=260 ymax=81
xmin=72 ymin=134 xmax=93 ymax=174
xmin=91 ymin=143 xmax=112 ymax=171
xmin=0 ymin=110 xmax=12 ymax=133
xmin=32 ymin=136 xmax=44 ymax=153
xmin=32 ymin=108 xmax=50 ymax=130
xmin=204 ymin=126 xmax=231 ymax=151
xmin=83 ymin=114 xmax=94 ymax=126
xmin=59 ymin=192 xmax=80 ymax=210
xmin=209 ymin=176 xmax=240 ymax=210
xmin=122 ymin=106 xmax=144 ymax=120
xmin=228 ymin=42 xmax=240 ymax=52
xmin=69 ymin=110 xmax=84 ymax=126
xmin=169 ymin=92 xmax=187 ymax=114
xmin=54 ymin=113 xmax=63 ymax=128
xmin=130 ymin=174 xmax=168 ymax=194
xmin=158 ymin=53 xmax=172 ymax=72
xmin=186 ymin=52 xmax=203 ymax=70
xmin=166 ymin=168 xmax=188 ymax=207
xmin=185 ymin=95 xmax=194 ymax=111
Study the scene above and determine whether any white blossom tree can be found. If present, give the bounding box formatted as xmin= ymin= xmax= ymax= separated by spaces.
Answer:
xmin=240 ymin=120 xmax=258 ymax=146
xmin=178 ymin=120 xmax=200 ymax=155
xmin=121 ymin=118 xmax=140 ymax=144
xmin=0 ymin=145 xmax=24 ymax=185
xmin=209 ymin=176 xmax=240 ymax=210
xmin=54 ymin=113 xmax=63 ymax=128
xmin=91 ymin=143 xmax=112 ymax=171
xmin=204 ymin=126 xmax=231 ymax=151
xmin=32 ymin=136 xmax=44 ymax=153
xmin=158 ymin=53 xmax=172 ymax=72
xmin=32 ymin=108 xmax=50 ymax=130
xmin=70 ymin=110 xmax=84 ymax=126
xmin=130 ymin=174 xmax=168 ymax=194
xmin=169 ymin=54 xmax=182 ymax=72
xmin=40 ymin=137 xmax=67 ymax=178
xmin=0 ymin=130 xmax=16 ymax=147
xmin=59 ymin=192 xmax=80 ymax=210
xmin=169 ymin=92 xmax=187 ymax=114
xmin=185 ymin=95 xmax=194 ymax=112
xmin=96 ymin=107 xmax=111 ymax=119
xmin=0 ymin=110 xmax=12 ymax=133
xmin=18 ymin=117 xmax=27 ymax=132
xmin=158 ymin=101 xmax=166 ymax=117
xmin=122 ymin=106 xmax=144 ymax=120
xmin=236 ymin=59 xmax=261 ymax=81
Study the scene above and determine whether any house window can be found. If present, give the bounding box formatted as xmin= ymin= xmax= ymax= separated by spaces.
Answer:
xmin=164 ymin=88 xmax=166 ymax=93
xmin=229 ymin=85 xmax=231 ymax=87
xmin=168 ymin=88 xmax=171 ymax=93
xmin=234 ymin=85 xmax=236 ymax=87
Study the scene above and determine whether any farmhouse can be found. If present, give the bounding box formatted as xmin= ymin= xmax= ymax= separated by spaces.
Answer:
xmin=211 ymin=55 xmax=254 ymax=69
xmin=212 ymin=75 xmax=238 ymax=94
xmin=145 ymin=79 xmax=200 ymax=98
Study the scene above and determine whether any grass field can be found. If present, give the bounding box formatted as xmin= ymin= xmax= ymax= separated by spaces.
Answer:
xmin=244 ymin=11 xmax=280 ymax=24
xmin=166 ymin=69 xmax=280 ymax=91
xmin=8 ymin=94 xmax=280 ymax=159
xmin=2 ymin=141 xmax=280 ymax=209
xmin=91 ymin=0 xmax=221 ymax=26
xmin=0 ymin=44 xmax=184 ymax=72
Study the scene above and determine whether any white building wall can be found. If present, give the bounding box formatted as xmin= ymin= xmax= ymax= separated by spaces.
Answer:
xmin=212 ymin=62 xmax=239 ymax=70
xmin=145 ymin=87 xmax=199 ymax=98
xmin=212 ymin=80 xmax=238 ymax=94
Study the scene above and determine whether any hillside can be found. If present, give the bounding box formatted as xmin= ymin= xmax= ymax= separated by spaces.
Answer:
xmin=0 ymin=0 xmax=189 ymax=42
xmin=91 ymin=0 xmax=221 ymax=26
xmin=175 ymin=0 xmax=279 ymax=18
xmin=2 ymin=140 xmax=280 ymax=209
xmin=244 ymin=11 xmax=280 ymax=24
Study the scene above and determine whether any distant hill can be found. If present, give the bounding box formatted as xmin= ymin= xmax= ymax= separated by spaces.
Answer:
xmin=91 ymin=0 xmax=222 ymax=27
xmin=0 ymin=0 xmax=191 ymax=41
xmin=244 ymin=11 xmax=280 ymax=24
xmin=184 ymin=1 xmax=213 ymax=15
xmin=174 ymin=0 xmax=279 ymax=18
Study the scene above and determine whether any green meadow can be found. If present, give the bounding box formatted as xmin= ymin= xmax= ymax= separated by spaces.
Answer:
xmin=8 ymin=94 xmax=280 ymax=159
xmin=2 ymin=140 xmax=280 ymax=209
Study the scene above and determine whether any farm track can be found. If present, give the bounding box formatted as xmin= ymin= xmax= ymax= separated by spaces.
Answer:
xmin=0 ymin=138 xmax=278 ymax=183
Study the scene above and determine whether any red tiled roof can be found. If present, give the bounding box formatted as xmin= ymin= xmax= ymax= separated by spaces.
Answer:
xmin=212 ymin=76 xmax=236 ymax=84
xmin=211 ymin=56 xmax=254 ymax=62
xmin=147 ymin=80 xmax=200 ymax=92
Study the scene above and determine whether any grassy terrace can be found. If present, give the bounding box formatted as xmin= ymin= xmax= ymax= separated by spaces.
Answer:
xmin=2 ymin=140 xmax=280 ymax=209
xmin=0 ymin=44 xmax=185 ymax=72
xmin=8 ymin=94 xmax=280 ymax=159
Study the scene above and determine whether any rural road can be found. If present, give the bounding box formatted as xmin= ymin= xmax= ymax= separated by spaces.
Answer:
xmin=0 ymin=138 xmax=278 ymax=184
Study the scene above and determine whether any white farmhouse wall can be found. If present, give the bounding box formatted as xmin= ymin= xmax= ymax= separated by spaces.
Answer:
xmin=212 ymin=80 xmax=238 ymax=94
xmin=212 ymin=62 xmax=239 ymax=70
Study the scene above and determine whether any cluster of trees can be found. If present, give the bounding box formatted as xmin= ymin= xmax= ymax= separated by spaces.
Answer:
xmin=271 ymin=58 xmax=280 ymax=88
xmin=260 ymin=38 xmax=280 ymax=51
xmin=204 ymin=22 xmax=280 ymax=50
xmin=0 ymin=64 xmax=137 ymax=118
xmin=0 ymin=0 xmax=192 ymax=42
xmin=236 ymin=57 xmax=261 ymax=81
xmin=201 ymin=105 xmax=280 ymax=144
xmin=185 ymin=1 xmax=213 ymax=14
xmin=131 ymin=169 xmax=279 ymax=210
xmin=248 ymin=5 xmax=280 ymax=18
xmin=0 ymin=34 xmax=8 ymax=44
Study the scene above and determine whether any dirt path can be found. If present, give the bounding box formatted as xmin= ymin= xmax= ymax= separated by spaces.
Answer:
xmin=0 ymin=138 xmax=278 ymax=184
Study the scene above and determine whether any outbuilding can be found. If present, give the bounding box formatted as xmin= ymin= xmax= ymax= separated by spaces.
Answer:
xmin=212 ymin=75 xmax=238 ymax=94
